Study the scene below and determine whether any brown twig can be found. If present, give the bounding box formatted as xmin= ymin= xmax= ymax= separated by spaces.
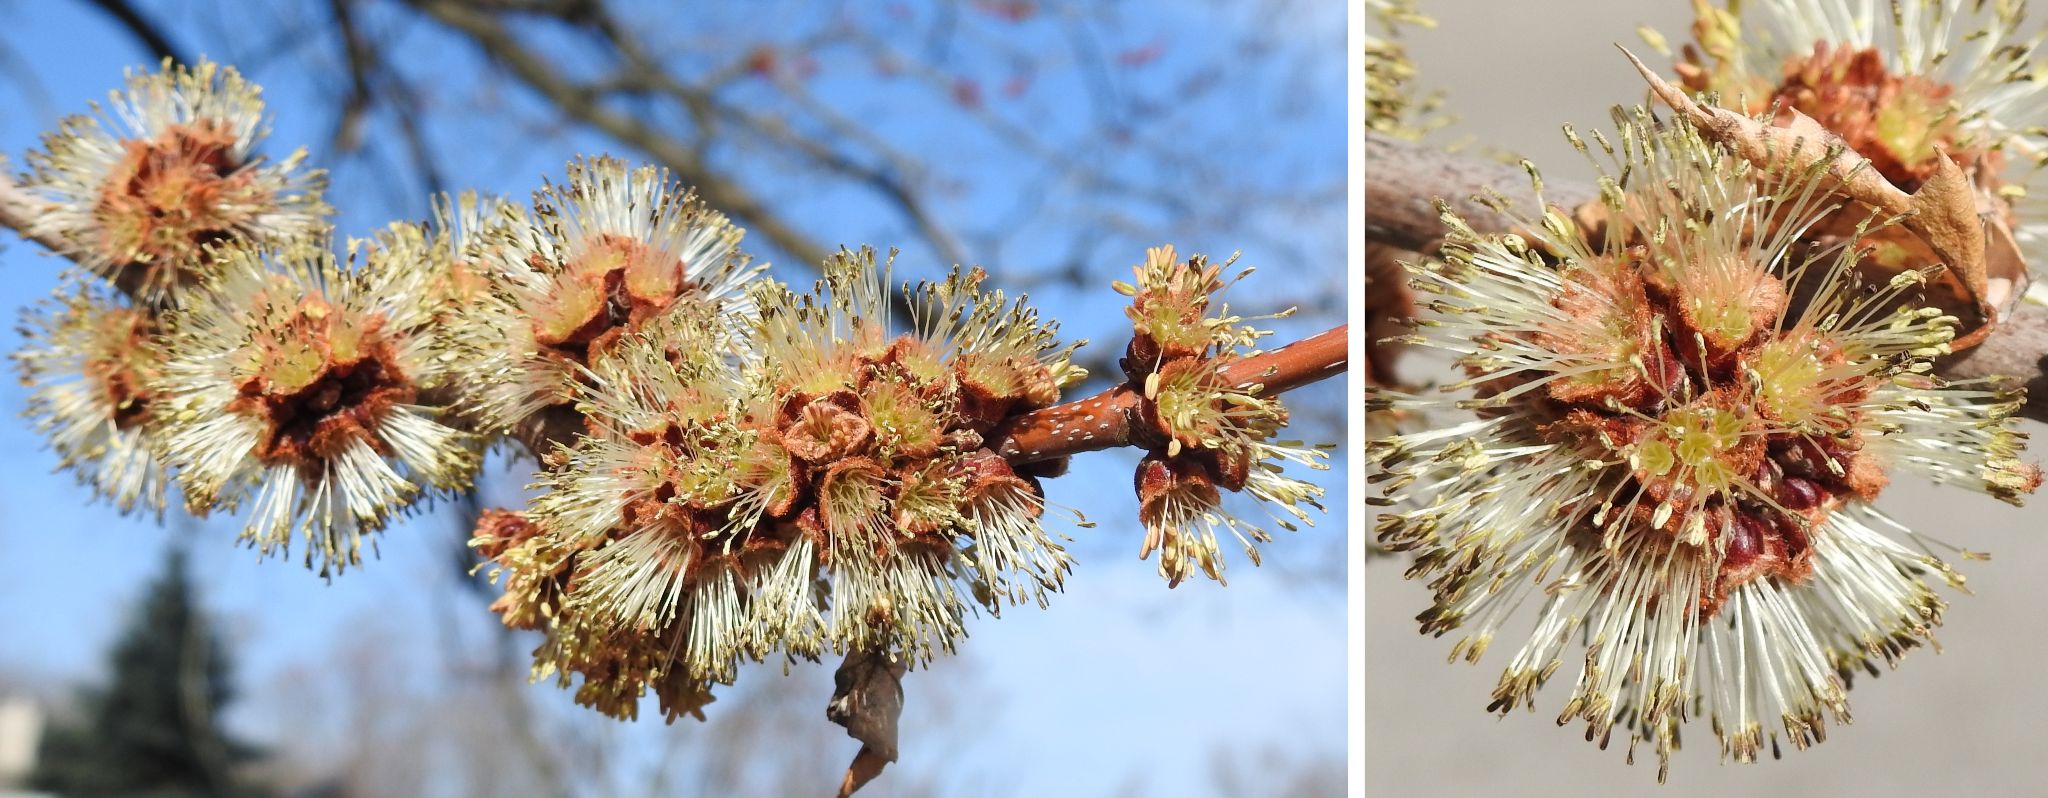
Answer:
xmin=82 ymin=0 xmax=189 ymax=65
xmin=994 ymin=324 xmax=1348 ymax=464
xmin=1364 ymin=130 xmax=2048 ymax=423
xmin=0 ymin=169 xmax=71 ymax=256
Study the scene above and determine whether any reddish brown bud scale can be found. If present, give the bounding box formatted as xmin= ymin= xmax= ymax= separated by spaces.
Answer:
xmin=94 ymin=121 xmax=268 ymax=292
xmin=1134 ymin=454 xmax=1222 ymax=525
xmin=786 ymin=396 xmax=875 ymax=464
xmin=82 ymin=308 xmax=162 ymax=431
xmin=472 ymin=509 xmax=542 ymax=563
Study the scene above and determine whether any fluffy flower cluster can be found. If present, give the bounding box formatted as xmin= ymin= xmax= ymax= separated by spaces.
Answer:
xmin=14 ymin=59 xmax=483 ymax=573
xmin=474 ymin=247 xmax=1086 ymax=719
xmin=154 ymin=238 xmax=479 ymax=574
xmin=22 ymin=58 xmax=328 ymax=302
xmin=9 ymin=59 xmax=1335 ymax=738
xmin=1369 ymin=110 xmax=2039 ymax=777
xmin=1114 ymin=246 xmax=1329 ymax=585
xmin=16 ymin=282 xmax=171 ymax=515
xmin=448 ymin=156 xmax=760 ymax=433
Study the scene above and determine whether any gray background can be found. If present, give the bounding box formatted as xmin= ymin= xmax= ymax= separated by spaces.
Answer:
xmin=1367 ymin=2 xmax=2048 ymax=794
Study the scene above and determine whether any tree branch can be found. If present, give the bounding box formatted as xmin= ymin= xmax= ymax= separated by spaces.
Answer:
xmin=403 ymin=0 xmax=835 ymax=271
xmin=81 ymin=0 xmax=189 ymax=65
xmin=505 ymin=323 xmax=1349 ymax=470
xmin=0 ymin=169 xmax=70 ymax=256
xmin=1364 ymin=130 xmax=2048 ymax=423
xmin=994 ymin=324 xmax=1348 ymax=464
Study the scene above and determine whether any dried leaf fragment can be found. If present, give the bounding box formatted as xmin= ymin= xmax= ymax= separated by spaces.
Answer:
xmin=828 ymin=648 xmax=907 ymax=797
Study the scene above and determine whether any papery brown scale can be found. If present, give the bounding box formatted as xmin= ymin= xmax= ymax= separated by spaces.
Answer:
xmin=1538 ymin=408 xmax=1644 ymax=458
xmin=1841 ymin=442 xmax=1891 ymax=500
xmin=1009 ymin=356 xmax=1063 ymax=409
xmin=472 ymin=508 xmax=543 ymax=562
xmin=737 ymin=529 xmax=797 ymax=576
xmin=1134 ymin=453 xmax=1222 ymax=531
xmin=1773 ymin=510 xmax=1816 ymax=580
xmin=94 ymin=121 xmax=267 ymax=282
xmin=1538 ymin=265 xmax=1671 ymax=408
xmin=958 ymin=449 xmax=1045 ymax=520
xmin=950 ymin=354 xmax=1026 ymax=431
xmin=1670 ymin=270 xmax=1786 ymax=369
xmin=1771 ymin=43 xmax=1965 ymax=191
xmin=531 ymin=271 xmax=614 ymax=350
xmin=782 ymin=395 xmax=875 ymax=464
xmin=795 ymin=506 xmax=832 ymax=559
xmin=760 ymin=446 xmax=812 ymax=521
xmin=818 ymin=456 xmax=888 ymax=534
xmin=87 ymin=310 xmax=161 ymax=431
xmin=1121 ymin=331 xmax=1165 ymax=384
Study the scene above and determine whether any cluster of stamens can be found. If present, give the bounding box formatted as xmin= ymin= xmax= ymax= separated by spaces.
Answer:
xmin=1116 ymin=245 xmax=1327 ymax=586
xmin=474 ymin=250 xmax=1082 ymax=720
xmin=1370 ymin=108 xmax=2040 ymax=774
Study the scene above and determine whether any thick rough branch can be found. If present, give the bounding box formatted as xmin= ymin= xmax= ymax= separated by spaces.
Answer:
xmin=1365 ymin=131 xmax=2048 ymax=423
xmin=1364 ymin=134 xmax=1588 ymax=250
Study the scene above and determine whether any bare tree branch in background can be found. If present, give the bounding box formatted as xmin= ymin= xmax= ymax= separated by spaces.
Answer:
xmin=82 ymin=0 xmax=188 ymax=65
xmin=88 ymin=0 xmax=1339 ymax=343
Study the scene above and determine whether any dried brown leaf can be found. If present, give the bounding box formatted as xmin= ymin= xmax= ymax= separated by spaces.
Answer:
xmin=828 ymin=648 xmax=907 ymax=797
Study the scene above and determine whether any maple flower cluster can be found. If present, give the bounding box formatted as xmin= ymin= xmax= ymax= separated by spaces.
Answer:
xmin=1370 ymin=109 xmax=2039 ymax=776
xmin=1114 ymin=246 xmax=1329 ymax=586
xmin=470 ymin=249 xmax=1087 ymax=719
xmin=7 ymin=58 xmax=1331 ymax=722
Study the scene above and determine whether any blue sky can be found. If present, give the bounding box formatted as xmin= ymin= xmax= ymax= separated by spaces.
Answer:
xmin=0 ymin=2 xmax=1347 ymax=795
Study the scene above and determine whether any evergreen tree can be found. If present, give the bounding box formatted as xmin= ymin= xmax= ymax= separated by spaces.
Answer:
xmin=28 ymin=546 xmax=269 ymax=797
